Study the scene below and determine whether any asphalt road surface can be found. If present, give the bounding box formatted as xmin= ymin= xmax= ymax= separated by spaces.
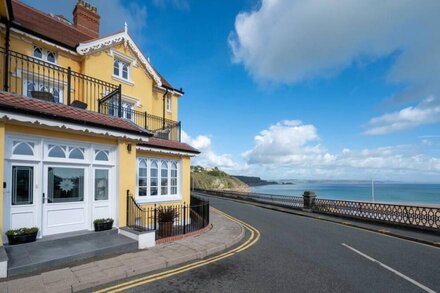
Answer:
xmin=124 ymin=194 xmax=440 ymax=293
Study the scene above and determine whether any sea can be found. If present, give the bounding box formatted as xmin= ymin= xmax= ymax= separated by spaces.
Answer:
xmin=251 ymin=183 xmax=440 ymax=206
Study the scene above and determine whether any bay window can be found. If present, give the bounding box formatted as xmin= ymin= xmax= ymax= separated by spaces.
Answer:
xmin=137 ymin=158 xmax=180 ymax=200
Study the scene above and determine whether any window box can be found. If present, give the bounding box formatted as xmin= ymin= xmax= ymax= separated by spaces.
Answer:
xmin=6 ymin=227 xmax=38 ymax=245
xmin=94 ymin=218 xmax=114 ymax=231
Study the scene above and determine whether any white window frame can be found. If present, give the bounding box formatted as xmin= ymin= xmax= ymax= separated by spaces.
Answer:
xmin=136 ymin=157 xmax=182 ymax=203
xmin=32 ymin=45 xmax=57 ymax=64
xmin=166 ymin=93 xmax=172 ymax=113
xmin=112 ymin=58 xmax=131 ymax=82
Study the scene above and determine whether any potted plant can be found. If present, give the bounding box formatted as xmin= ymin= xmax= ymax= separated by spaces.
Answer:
xmin=157 ymin=206 xmax=179 ymax=237
xmin=94 ymin=218 xmax=114 ymax=232
xmin=6 ymin=227 xmax=39 ymax=245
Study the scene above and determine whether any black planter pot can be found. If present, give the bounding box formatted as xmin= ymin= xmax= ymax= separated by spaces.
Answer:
xmin=94 ymin=220 xmax=114 ymax=232
xmin=7 ymin=231 xmax=38 ymax=245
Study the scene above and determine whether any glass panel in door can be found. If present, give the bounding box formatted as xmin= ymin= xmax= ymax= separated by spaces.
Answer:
xmin=12 ymin=166 xmax=33 ymax=205
xmin=47 ymin=167 xmax=84 ymax=203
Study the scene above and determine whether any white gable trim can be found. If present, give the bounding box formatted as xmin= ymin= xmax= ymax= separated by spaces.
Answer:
xmin=76 ymin=31 xmax=162 ymax=87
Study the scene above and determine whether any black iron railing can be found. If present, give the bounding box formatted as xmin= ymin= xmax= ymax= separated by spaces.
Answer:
xmin=99 ymin=102 xmax=181 ymax=141
xmin=195 ymin=189 xmax=304 ymax=210
xmin=126 ymin=192 xmax=209 ymax=240
xmin=1 ymin=47 xmax=182 ymax=141
xmin=313 ymin=198 xmax=440 ymax=232
xmin=1 ymin=47 xmax=121 ymax=113
xmin=195 ymin=188 xmax=440 ymax=233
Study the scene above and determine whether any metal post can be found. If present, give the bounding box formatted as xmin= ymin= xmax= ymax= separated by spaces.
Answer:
xmin=118 ymin=84 xmax=122 ymax=117
xmin=153 ymin=204 xmax=157 ymax=230
xmin=67 ymin=67 xmax=72 ymax=105
xmin=178 ymin=121 xmax=182 ymax=142
xmin=126 ymin=189 xmax=130 ymax=227
xmin=144 ymin=111 xmax=147 ymax=129
xmin=183 ymin=204 xmax=186 ymax=234
xmin=3 ymin=21 xmax=11 ymax=92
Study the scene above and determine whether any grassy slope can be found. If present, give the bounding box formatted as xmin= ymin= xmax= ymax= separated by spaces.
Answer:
xmin=191 ymin=166 xmax=249 ymax=192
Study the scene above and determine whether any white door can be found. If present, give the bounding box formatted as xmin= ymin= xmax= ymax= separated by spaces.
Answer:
xmin=42 ymin=165 xmax=88 ymax=235
xmin=3 ymin=161 xmax=40 ymax=237
xmin=92 ymin=167 xmax=113 ymax=222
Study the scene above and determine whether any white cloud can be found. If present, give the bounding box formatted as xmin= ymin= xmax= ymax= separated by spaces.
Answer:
xmin=240 ymin=120 xmax=440 ymax=181
xmin=182 ymin=131 xmax=238 ymax=169
xmin=365 ymin=97 xmax=440 ymax=135
xmin=230 ymin=0 xmax=440 ymax=85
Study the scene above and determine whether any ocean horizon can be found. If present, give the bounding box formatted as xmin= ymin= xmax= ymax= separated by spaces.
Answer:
xmin=250 ymin=182 xmax=440 ymax=206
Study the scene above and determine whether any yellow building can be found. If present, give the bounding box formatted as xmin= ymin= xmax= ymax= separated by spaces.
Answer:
xmin=0 ymin=0 xmax=200 ymax=244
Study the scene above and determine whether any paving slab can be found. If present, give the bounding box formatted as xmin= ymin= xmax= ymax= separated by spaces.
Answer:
xmin=0 ymin=210 xmax=244 ymax=292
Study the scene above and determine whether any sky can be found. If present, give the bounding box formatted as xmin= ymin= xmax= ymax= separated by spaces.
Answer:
xmin=22 ymin=0 xmax=440 ymax=182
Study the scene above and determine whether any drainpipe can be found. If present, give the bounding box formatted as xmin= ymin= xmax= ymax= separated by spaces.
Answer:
xmin=3 ymin=20 xmax=11 ymax=91
xmin=162 ymin=88 xmax=168 ymax=129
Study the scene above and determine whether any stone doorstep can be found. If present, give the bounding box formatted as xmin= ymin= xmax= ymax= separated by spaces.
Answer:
xmin=2 ymin=210 xmax=246 ymax=293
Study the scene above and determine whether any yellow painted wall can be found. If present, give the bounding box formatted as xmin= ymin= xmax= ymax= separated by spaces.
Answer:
xmin=0 ymin=122 xmax=5 ymax=245
xmin=0 ymin=0 xmax=8 ymax=18
xmin=117 ymin=140 xmax=137 ymax=227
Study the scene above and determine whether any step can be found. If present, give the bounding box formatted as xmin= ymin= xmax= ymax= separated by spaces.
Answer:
xmin=5 ymin=229 xmax=138 ymax=277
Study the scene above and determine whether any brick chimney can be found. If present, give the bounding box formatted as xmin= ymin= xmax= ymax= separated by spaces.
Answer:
xmin=73 ymin=0 xmax=100 ymax=38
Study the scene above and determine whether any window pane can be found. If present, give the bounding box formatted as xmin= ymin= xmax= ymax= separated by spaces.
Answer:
xmin=139 ymin=167 xmax=147 ymax=177
xmin=122 ymin=64 xmax=128 ymax=79
xmin=69 ymin=148 xmax=84 ymax=159
xmin=47 ymin=52 xmax=56 ymax=63
xmin=12 ymin=166 xmax=33 ymax=205
xmin=95 ymin=150 xmax=109 ymax=161
xmin=113 ymin=60 xmax=119 ymax=76
xmin=33 ymin=47 xmax=42 ymax=59
xmin=138 ymin=178 xmax=147 ymax=187
xmin=27 ymin=82 xmax=35 ymax=97
xmin=48 ymin=167 xmax=84 ymax=203
xmin=139 ymin=187 xmax=147 ymax=196
xmin=95 ymin=169 xmax=108 ymax=201
xmin=13 ymin=142 xmax=34 ymax=156
xmin=48 ymin=145 xmax=66 ymax=158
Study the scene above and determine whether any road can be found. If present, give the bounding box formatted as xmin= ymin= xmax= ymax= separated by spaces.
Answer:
xmin=125 ymin=194 xmax=440 ymax=292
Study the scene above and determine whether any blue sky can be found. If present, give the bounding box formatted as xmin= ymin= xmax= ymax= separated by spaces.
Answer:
xmin=23 ymin=0 xmax=440 ymax=182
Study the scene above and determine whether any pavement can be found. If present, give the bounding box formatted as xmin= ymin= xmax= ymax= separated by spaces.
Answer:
xmin=0 ymin=210 xmax=244 ymax=293
xmin=123 ymin=194 xmax=440 ymax=293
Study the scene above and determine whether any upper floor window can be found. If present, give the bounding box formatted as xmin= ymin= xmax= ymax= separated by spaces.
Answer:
xmin=33 ymin=46 xmax=57 ymax=63
xmin=113 ymin=59 xmax=130 ymax=80
xmin=166 ymin=93 xmax=172 ymax=112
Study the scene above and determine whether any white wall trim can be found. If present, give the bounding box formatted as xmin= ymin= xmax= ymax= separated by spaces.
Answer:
xmin=0 ymin=110 xmax=150 ymax=142
xmin=136 ymin=145 xmax=196 ymax=157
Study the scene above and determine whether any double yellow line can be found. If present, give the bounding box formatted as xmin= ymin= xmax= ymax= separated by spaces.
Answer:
xmin=95 ymin=208 xmax=260 ymax=292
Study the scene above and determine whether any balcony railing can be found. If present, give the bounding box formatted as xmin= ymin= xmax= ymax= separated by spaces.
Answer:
xmin=1 ymin=47 xmax=181 ymax=141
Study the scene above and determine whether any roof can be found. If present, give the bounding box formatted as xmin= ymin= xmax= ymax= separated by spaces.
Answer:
xmin=0 ymin=91 xmax=151 ymax=137
xmin=10 ymin=0 xmax=94 ymax=49
xmin=9 ymin=0 xmax=182 ymax=92
xmin=140 ymin=137 xmax=200 ymax=154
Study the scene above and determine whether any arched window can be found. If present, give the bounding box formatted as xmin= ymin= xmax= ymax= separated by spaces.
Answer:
xmin=150 ymin=161 xmax=158 ymax=196
xmin=138 ymin=160 xmax=147 ymax=196
xmin=68 ymin=147 xmax=84 ymax=159
xmin=13 ymin=141 xmax=34 ymax=156
xmin=47 ymin=51 xmax=56 ymax=63
xmin=95 ymin=150 xmax=109 ymax=161
xmin=33 ymin=46 xmax=43 ymax=59
xmin=48 ymin=145 xmax=66 ymax=158
xmin=171 ymin=162 xmax=178 ymax=195
xmin=160 ymin=161 xmax=168 ymax=195
xmin=113 ymin=60 xmax=120 ymax=76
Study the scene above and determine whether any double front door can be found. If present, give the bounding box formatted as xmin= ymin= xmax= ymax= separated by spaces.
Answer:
xmin=4 ymin=162 xmax=111 ymax=237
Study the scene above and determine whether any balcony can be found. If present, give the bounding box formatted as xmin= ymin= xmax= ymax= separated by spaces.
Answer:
xmin=0 ymin=47 xmax=181 ymax=141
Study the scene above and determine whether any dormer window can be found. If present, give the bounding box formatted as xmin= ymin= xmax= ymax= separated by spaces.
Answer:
xmin=113 ymin=59 xmax=130 ymax=81
xmin=32 ymin=46 xmax=56 ymax=63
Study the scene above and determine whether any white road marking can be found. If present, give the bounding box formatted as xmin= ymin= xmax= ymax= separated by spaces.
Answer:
xmin=342 ymin=243 xmax=436 ymax=293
